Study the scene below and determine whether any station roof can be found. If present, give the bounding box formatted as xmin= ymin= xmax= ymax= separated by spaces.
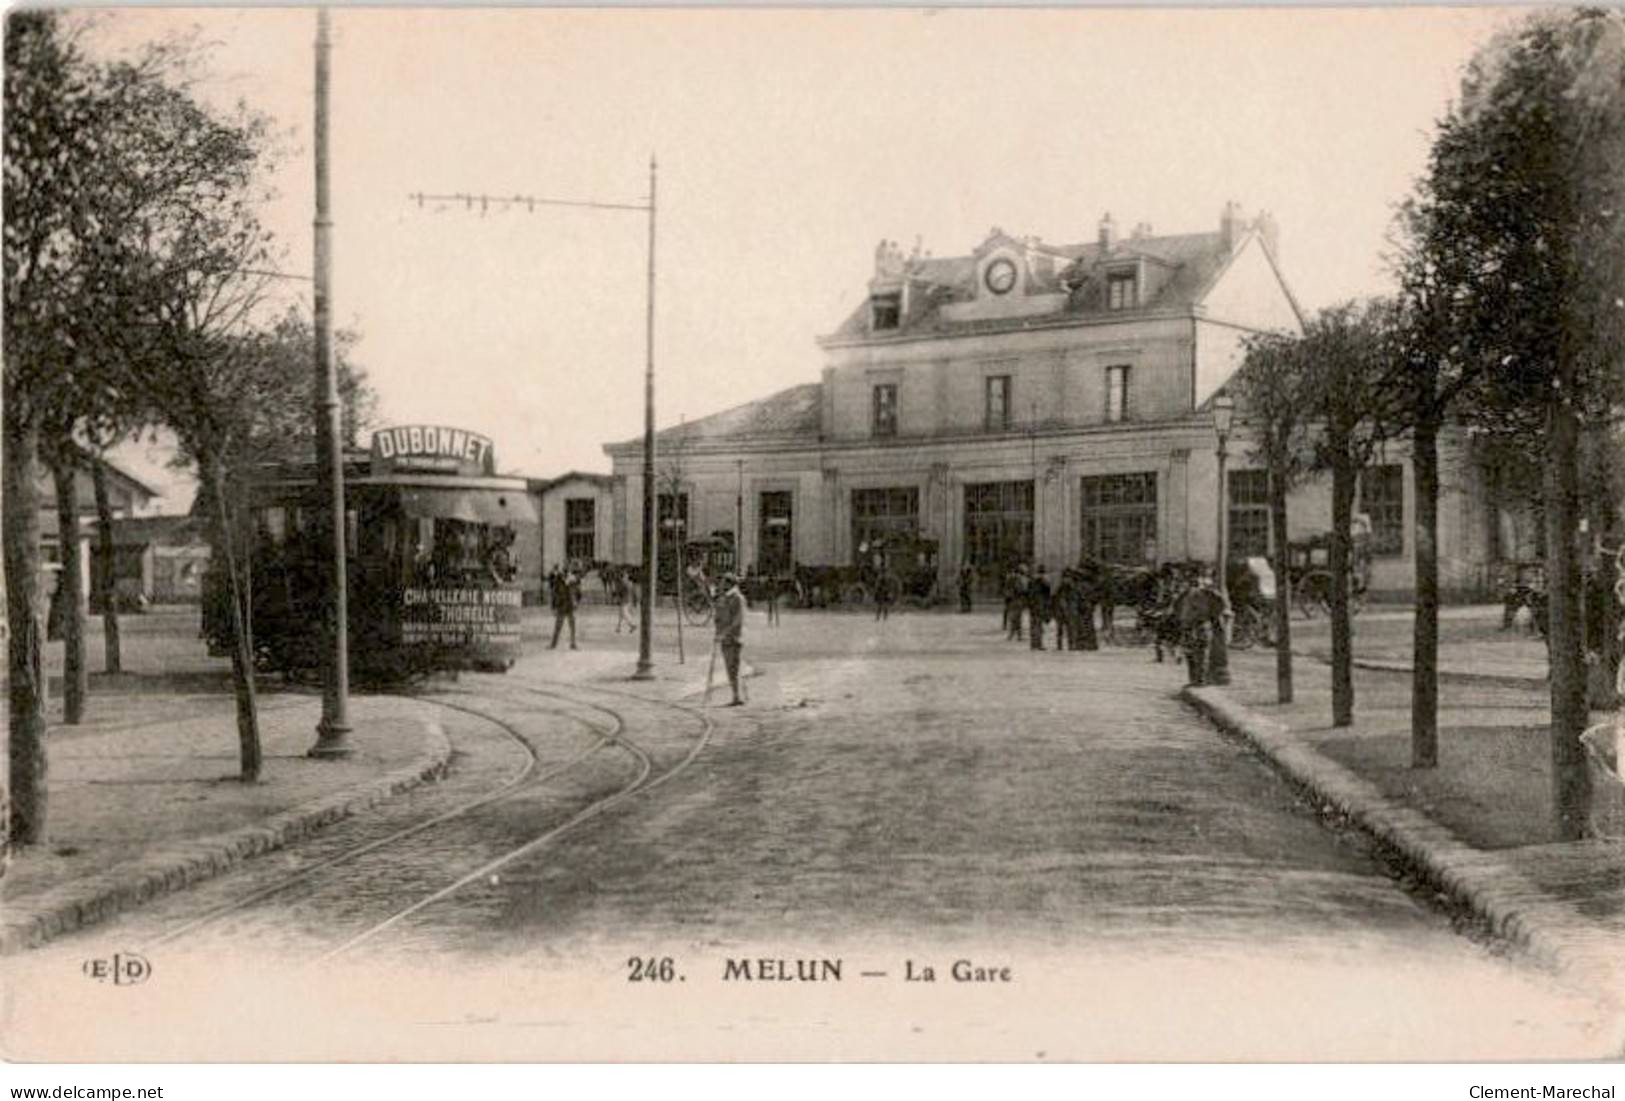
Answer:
xmin=822 ymin=229 xmax=1242 ymax=345
xmin=606 ymin=382 xmax=823 ymax=454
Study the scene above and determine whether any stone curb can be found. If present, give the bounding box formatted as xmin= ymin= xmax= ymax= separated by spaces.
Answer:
xmin=1181 ymin=686 xmax=1623 ymax=1018
xmin=1349 ymin=655 xmax=1546 ymax=689
xmin=0 ymin=718 xmax=454 ymax=956
xmin=1287 ymin=646 xmax=1547 ymax=689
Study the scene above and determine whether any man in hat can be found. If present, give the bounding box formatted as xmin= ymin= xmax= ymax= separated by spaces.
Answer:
xmin=1027 ymin=564 xmax=1052 ymax=651
xmin=548 ymin=564 xmax=579 ymax=650
xmin=1004 ymin=563 xmax=1027 ymax=641
xmin=1177 ymin=563 xmax=1229 ymax=686
xmin=713 ymin=571 xmax=748 ymax=706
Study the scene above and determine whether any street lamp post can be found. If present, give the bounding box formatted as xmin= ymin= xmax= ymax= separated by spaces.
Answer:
xmin=736 ymin=459 xmax=744 ymax=572
xmin=1210 ymin=389 xmax=1236 ymax=687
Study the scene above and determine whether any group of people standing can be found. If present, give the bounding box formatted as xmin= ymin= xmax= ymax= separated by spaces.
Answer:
xmin=997 ymin=562 xmax=1102 ymax=652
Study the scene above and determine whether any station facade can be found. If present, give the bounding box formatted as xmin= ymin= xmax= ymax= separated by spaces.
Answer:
xmin=602 ymin=206 xmax=1509 ymax=600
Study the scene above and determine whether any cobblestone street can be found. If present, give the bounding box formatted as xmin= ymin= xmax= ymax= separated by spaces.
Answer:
xmin=8 ymin=607 xmax=1617 ymax=1059
xmin=476 ymin=612 xmax=1455 ymax=953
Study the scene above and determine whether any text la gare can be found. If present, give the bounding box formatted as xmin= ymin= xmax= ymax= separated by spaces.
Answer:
xmin=906 ymin=959 xmax=1013 ymax=983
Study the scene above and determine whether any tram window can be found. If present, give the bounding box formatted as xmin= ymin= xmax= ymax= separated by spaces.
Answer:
xmin=257 ymin=507 xmax=288 ymax=546
xmin=358 ymin=512 xmax=398 ymax=562
xmin=430 ymin=519 xmax=485 ymax=578
xmin=409 ymin=517 xmax=436 ymax=579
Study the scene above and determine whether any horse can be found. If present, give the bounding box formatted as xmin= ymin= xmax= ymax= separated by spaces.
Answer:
xmin=1080 ymin=562 xmax=1173 ymax=644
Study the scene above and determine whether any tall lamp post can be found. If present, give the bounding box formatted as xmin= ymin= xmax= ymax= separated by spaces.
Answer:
xmin=1210 ymin=388 xmax=1236 ymax=687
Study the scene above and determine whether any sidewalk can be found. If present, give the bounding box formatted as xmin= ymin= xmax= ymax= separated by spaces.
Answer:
xmin=1 ymin=683 xmax=453 ymax=954
xmin=1290 ymin=603 xmax=1550 ymax=686
xmin=1186 ymin=647 xmax=1625 ymax=1025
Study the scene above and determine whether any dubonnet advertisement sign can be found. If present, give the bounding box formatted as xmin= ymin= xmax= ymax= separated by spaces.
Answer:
xmin=371 ymin=425 xmax=496 ymax=477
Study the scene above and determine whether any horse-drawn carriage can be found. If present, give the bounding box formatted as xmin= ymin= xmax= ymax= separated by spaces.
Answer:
xmin=657 ymin=532 xmax=735 ymax=625
xmin=866 ymin=533 xmax=940 ymax=607
xmin=1285 ymin=529 xmax=1371 ymax=618
xmin=1082 ymin=556 xmax=1278 ymax=655
xmin=1499 ymin=559 xmax=1547 ymax=632
xmin=794 ymin=532 xmax=940 ymax=609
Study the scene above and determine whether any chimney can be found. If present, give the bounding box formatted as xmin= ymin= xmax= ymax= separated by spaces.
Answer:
xmin=1098 ymin=212 xmax=1116 ymax=252
xmin=1253 ymin=210 xmax=1280 ymax=262
xmin=1220 ymin=201 xmax=1245 ymax=251
xmin=1131 ymin=222 xmax=1153 ymax=240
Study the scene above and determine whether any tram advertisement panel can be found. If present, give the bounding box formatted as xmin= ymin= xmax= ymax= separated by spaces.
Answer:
xmin=399 ymin=585 xmax=521 ymax=652
xmin=371 ymin=424 xmax=496 ymax=476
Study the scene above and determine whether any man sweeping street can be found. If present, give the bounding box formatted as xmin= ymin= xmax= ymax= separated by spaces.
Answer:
xmin=713 ymin=571 xmax=747 ymax=707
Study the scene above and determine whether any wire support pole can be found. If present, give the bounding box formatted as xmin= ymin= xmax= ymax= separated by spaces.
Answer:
xmin=310 ymin=6 xmax=353 ymax=758
xmin=632 ymin=156 xmax=658 ymax=680
xmin=406 ymin=165 xmax=659 ymax=681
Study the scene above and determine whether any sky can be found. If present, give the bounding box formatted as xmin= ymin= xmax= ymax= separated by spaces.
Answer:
xmin=85 ymin=5 xmax=1517 ymax=495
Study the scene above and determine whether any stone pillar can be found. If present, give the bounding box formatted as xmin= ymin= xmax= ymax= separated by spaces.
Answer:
xmin=929 ymin=462 xmax=953 ymax=591
xmin=1167 ymin=449 xmax=1191 ymax=563
xmin=1041 ymin=456 xmax=1068 ymax=569
xmin=823 ymin=467 xmax=843 ymax=564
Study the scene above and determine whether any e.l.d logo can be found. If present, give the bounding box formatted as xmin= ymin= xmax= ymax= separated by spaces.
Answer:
xmin=82 ymin=952 xmax=151 ymax=986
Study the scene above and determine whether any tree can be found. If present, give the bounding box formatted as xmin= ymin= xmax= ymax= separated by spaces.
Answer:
xmin=1416 ymin=9 xmax=1625 ymax=837
xmin=1302 ymin=301 xmax=1408 ymax=728
xmin=6 ymin=13 xmax=284 ymax=837
xmin=1232 ymin=331 xmax=1317 ymax=704
xmin=94 ymin=39 xmax=283 ymax=784
xmin=4 ymin=11 xmax=116 ymax=843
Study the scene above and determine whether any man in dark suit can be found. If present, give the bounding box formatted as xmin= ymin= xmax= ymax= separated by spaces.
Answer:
xmin=1177 ymin=567 xmax=1229 ymax=686
xmin=1005 ymin=564 xmax=1027 ymax=640
xmin=713 ymin=572 xmax=747 ymax=706
xmin=1027 ymin=564 xmax=1052 ymax=651
xmin=548 ymin=565 xmax=579 ymax=650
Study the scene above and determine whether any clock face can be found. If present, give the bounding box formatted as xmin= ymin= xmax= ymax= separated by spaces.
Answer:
xmin=984 ymin=257 xmax=1018 ymax=295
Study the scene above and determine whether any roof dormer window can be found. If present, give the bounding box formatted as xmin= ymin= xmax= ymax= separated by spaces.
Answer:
xmin=1107 ymin=271 xmax=1138 ymax=310
xmin=870 ymin=292 xmax=901 ymax=331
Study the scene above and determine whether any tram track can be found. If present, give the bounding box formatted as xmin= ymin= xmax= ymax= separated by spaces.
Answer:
xmin=140 ymin=692 xmax=584 ymax=949
xmin=318 ymin=681 xmax=716 ymax=959
xmin=114 ymin=679 xmax=713 ymax=961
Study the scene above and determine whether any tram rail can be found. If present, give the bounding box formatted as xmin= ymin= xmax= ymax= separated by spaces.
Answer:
xmin=121 ymin=681 xmax=711 ymax=960
xmin=320 ymin=682 xmax=716 ymax=959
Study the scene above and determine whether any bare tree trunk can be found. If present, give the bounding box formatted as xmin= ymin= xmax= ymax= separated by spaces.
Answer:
xmin=1269 ymin=472 xmax=1293 ymax=704
xmin=50 ymin=459 xmax=86 ymax=724
xmin=1412 ymin=416 xmax=1441 ymax=768
xmin=1329 ymin=460 xmax=1356 ymax=728
xmin=674 ymin=533 xmax=686 ymax=664
xmin=1546 ymin=396 xmax=1589 ymax=840
xmin=92 ymin=460 xmax=122 ymax=675
xmin=206 ymin=457 xmax=261 ymax=783
xmin=4 ymin=402 xmax=48 ymax=845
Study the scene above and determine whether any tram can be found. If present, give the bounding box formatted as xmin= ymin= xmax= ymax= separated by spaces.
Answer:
xmin=206 ymin=424 xmax=538 ymax=680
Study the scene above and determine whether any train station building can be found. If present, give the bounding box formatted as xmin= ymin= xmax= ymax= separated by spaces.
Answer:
xmin=601 ymin=205 xmax=1515 ymax=600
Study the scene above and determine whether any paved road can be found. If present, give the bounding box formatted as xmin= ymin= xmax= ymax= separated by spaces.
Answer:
xmin=13 ymin=609 xmax=1616 ymax=1060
